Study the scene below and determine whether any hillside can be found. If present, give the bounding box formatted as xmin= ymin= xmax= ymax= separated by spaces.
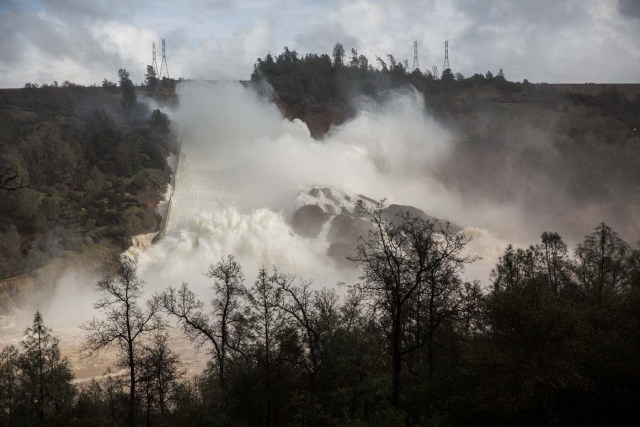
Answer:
xmin=0 ymin=78 xmax=178 ymax=283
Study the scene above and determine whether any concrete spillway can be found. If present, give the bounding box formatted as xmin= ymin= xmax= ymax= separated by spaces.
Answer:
xmin=155 ymin=142 xmax=182 ymax=241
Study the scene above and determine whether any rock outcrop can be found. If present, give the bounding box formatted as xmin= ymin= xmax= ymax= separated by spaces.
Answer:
xmin=289 ymin=186 xmax=460 ymax=267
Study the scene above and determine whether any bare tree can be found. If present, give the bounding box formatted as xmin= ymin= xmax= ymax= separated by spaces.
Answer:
xmin=138 ymin=332 xmax=182 ymax=426
xmin=352 ymin=202 xmax=473 ymax=408
xmin=246 ymin=268 xmax=286 ymax=427
xmin=84 ymin=259 xmax=163 ymax=427
xmin=274 ymin=274 xmax=339 ymax=391
xmin=161 ymin=255 xmax=246 ymax=410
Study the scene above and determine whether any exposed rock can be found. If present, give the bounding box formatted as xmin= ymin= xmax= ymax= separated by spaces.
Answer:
xmin=325 ymin=214 xmax=373 ymax=266
xmin=276 ymin=100 xmax=353 ymax=140
xmin=288 ymin=186 xmax=461 ymax=267
xmin=327 ymin=213 xmax=372 ymax=245
xmin=290 ymin=204 xmax=332 ymax=238
xmin=327 ymin=242 xmax=358 ymax=266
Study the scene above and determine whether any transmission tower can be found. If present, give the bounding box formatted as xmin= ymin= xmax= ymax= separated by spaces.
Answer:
xmin=159 ymin=39 xmax=169 ymax=79
xmin=413 ymin=41 xmax=420 ymax=70
xmin=443 ymin=40 xmax=450 ymax=71
xmin=151 ymin=42 xmax=158 ymax=75
xmin=412 ymin=41 xmax=419 ymax=71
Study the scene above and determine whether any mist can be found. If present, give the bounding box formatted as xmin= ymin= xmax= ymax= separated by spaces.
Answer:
xmin=134 ymin=81 xmax=518 ymax=296
xmin=3 ymin=80 xmax=592 ymax=334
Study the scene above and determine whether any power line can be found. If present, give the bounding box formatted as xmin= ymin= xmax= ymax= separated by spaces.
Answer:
xmin=412 ymin=40 xmax=419 ymax=71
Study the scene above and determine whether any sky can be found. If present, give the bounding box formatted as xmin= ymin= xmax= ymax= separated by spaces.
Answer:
xmin=1 ymin=0 xmax=639 ymax=88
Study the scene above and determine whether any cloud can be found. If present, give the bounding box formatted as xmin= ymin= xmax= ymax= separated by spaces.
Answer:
xmin=296 ymin=22 xmax=359 ymax=56
xmin=228 ymin=20 xmax=274 ymax=74
xmin=0 ymin=0 xmax=158 ymax=86
xmin=1 ymin=0 xmax=639 ymax=87
xmin=290 ymin=0 xmax=640 ymax=82
xmin=619 ymin=0 xmax=640 ymax=18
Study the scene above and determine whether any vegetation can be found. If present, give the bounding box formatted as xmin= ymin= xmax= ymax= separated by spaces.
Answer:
xmin=0 ymin=72 xmax=178 ymax=279
xmin=0 ymin=312 xmax=75 ymax=425
xmin=253 ymin=43 xmax=640 ymax=121
xmin=2 ymin=205 xmax=640 ymax=425
xmin=84 ymin=259 xmax=164 ymax=426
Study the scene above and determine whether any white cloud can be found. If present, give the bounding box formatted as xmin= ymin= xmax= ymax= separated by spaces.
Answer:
xmin=0 ymin=0 xmax=639 ymax=87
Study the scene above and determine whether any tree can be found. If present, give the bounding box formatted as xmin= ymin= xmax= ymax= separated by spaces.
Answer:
xmin=0 ymin=152 xmax=29 ymax=192
xmin=574 ymin=223 xmax=632 ymax=302
xmin=358 ymin=54 xmax=369 ymax=70
xmin=84 ymin=258 xmax=163 ymax=426
xmin=24 ymin=311 xmax=48 ymax=421
xmin=0 ymin=225 xmax=21 ymax=277
xmin=84 ymin=166 xmax=106 ymax=197
xmin=17 ymin=188 xmax=40 ymax=220
xmin=40 ymin=197 xmax=61 ymax=223
xmin=332 ymin=43 xmax=345 ymax=68
xmin=144 ymin=65 xmax=158 ymax=90
xmin=352 ymin=202 xmax=473 ymax=408
xmin=118 ymin=68 xmax=137 ymax=114
xmin=540 ymin=232 xmax=569 ymax=295
xmin=18 ymin=312 xmax=75 ymax=423
xmin=349 ymin=48 xmax=359 ymax=68
xmin=441 ymin=68 xmax=455 ymax=82
xmin=274 ymin=275 xmax=328 ymax=390
xmin=102 ymin=78 xmax=117 ymax=91
xmin=0 ymin=345 xmax=19 ymax=425
xmin=149 ymin=109 xmax=170 ymax=134
xmin=491 ymin=233 xmax=570 ymax=295
xmin=118 ymin=68 xmax=131 ymax=87
xmin=431 ymin=65 xmax=439 ymax=80
xmin=482 ymin=246 xmax=586 ymax=425
xmin=375 ymin=55 xmax=388 ymax=71
xmin=491 ymin=244 xmax=536 ymax=291
xmin=161 ymin=255 xmax=247 ymax=412
xmin=138 ymin=332 xmax=182 ymax=425
xmin=246 ymin=268 xmax=286 ymax=426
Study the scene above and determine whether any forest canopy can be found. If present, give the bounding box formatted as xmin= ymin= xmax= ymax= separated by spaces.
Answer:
xmin=0 ymin=73 xmax=177 ymax=279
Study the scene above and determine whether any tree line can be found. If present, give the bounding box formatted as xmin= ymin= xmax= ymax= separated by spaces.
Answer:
xmin=2 ymin=203 xmax=639 ymax=426
xmin=252 ymin=43 xmax=640 ymax=126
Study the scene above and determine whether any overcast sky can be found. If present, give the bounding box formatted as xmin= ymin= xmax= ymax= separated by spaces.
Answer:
xmin=1 ymin=0 xmax=639 ymax=88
